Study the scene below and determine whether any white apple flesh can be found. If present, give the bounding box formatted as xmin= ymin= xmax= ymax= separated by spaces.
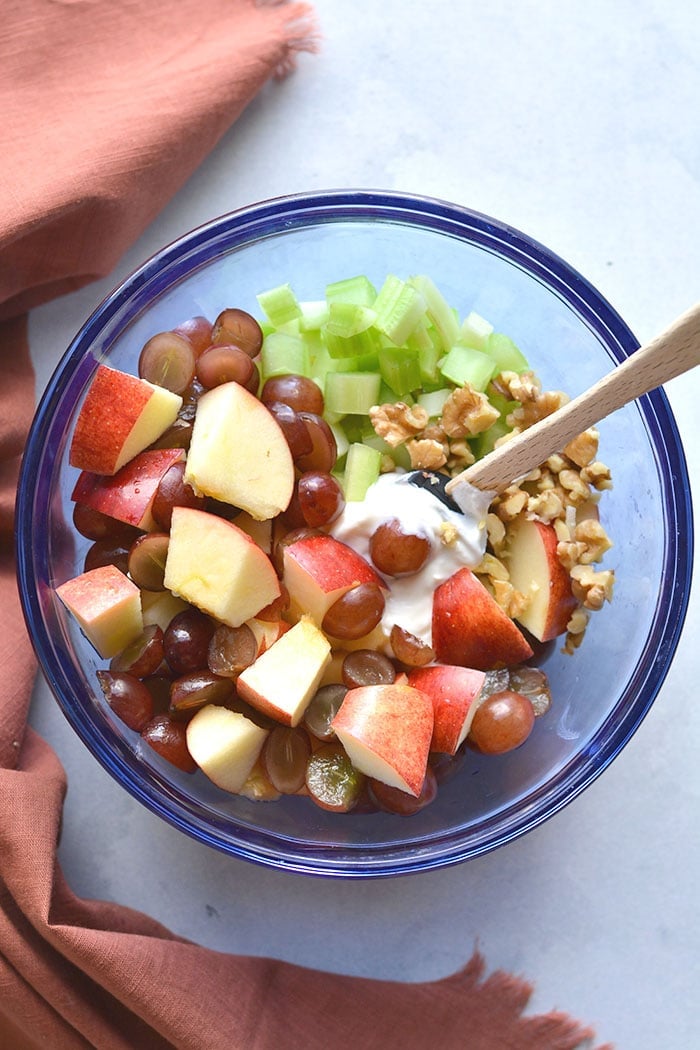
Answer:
xmin=237 ymin=617 xmax=332 ymax=726
xmin=56 ymin=563 xmax=143 ymax=658
xmin=184 ymin=380 xmax=294 ymax=520
xmin=505 ymin=517 xmax=579 ymax=642
xmin=331 ymin=683 xmax=434 ymax=797
xmin=69 ymin=364 xmax=182 ymax=475
xmin=185 ymin=705 xmax=269 ymax=794
xmin=164 ymin=506 xmax=280 ymax=627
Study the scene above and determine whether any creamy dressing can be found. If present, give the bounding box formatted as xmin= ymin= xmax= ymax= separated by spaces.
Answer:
xmin=329 ymin=472 xmax=490 ymax=646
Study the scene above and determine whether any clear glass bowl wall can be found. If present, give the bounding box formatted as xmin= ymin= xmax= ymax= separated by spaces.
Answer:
xmin=16 ymin=192 xmax=693 ymax=877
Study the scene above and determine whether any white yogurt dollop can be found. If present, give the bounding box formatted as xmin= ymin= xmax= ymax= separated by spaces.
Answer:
xmin=329 ymin=472 xmax=489 ymax=647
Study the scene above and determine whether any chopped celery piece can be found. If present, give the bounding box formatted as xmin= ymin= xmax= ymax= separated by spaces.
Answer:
xmin=325 ymin=371 xmax=382 ymax=416
xmin=487 ymin=332 xmax=530 ymax=372
xmin=409 ymin=275 xmax=460 ymax=351
xmin=471 ymin=418 xmax=513 ymax=458
xmin=256 ymin=283 xmax=302 ymax=328
xmin=343 ymin=443 xmax=381 ymax=501
xmin=299 ymin=300 xmax=330 ymax=331
xmin=459 ymin=310 xmax=493 ymax=351
xmin=376 ymin=381 xmax=414 ymax=407
xmin=330 ymin=421 xmax=350 ymax=460
xmin=416 ymin=387 xmax=452 ymax=418
xmin=361 ymin=432 xmax=411 ymax=472
xmin=373 ymin=275 xmax=426 ymax=345
xmin=322 ymin=324 xmax=381 ymax=360
xmin=325 ymin=275 xmax=377 ymax=306
xmin=341 ymin=414 xmax=375 ymax=444
xmin=439 ymin=345 xmax=497 ymax=392
xmin=325 ymin=302 xmax=377 ymax=338
xmin=417 ymin=340 xmax=442 ymax=388
xmin=378 ymin=345 xmax=421 ymax=397
xmin=260 ymin=331 xmax=310 ymax=380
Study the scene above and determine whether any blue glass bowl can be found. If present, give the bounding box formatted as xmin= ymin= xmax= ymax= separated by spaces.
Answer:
xmin=16 ymin=191 xmax=693 ymax=877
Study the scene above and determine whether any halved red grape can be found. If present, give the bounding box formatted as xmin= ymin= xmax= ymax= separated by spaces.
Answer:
xmin=151 ymin=460 xmax=206 ymax=530
xmin=322 ymin=582 xmax=385 ymax=640
xmin=368 ymin=767 xmax=438 ymax=815
xmin=369 ymin=518 xmax=431 ymax=576
xmin=83 ymin=540 xmax=130 ymax=575
xmin=262 ymin=726 xmax=312 ymax=793
xmin=342 ymin=649 xmax=396 ymax=688
xmin=305 ymin=744 xmax=365 ymax=812
xmin=173 ymin=315 xmax=213 ymax=357
xmin=141 ymin=713 xmax=197 ymax=772
xmin=265 ymin=401 xmax=313 ymax=459
xmin=261 ymin=374 xmax=324 ymax=415
xmin=468 ymin=690 xmax=535 ymax=754
xmin=138 ymin=331 xmax=196 ymax=394
xmin=72 ymin=502 xmax=140 ymax=545
xmin=297 ymin=471 xmax=345 ymax=527
xmin=303 ymin=684 xmax=347 ymax=741
xmin=97 ymin=670 xmax=154 ymax=732
xmin=508 ymin=665 xmax=552 ymax=717
xmin=295 ymin=412 xmax=337 ymax=473
xmin=169 ymin=671 xmax=235 ymax=719
xmin=210 ymin=308 xmax=263 ymax=357
xmin=164 ymin=609 xmax=215 ymax=675
xmin=207 ymin=623 xmax=258 ymax=678
xmin=196 ymin=345 xmax=259 ymax=391
xmin=127 ymin=533 xmax=169 ymax=591
xmin=389 ymin=625 xmax=435 ymax=667
xmin=109 ymin=624 xmax=165 ymax=678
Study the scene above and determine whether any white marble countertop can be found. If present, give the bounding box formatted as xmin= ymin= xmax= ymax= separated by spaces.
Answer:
xmin=26 ymin=2 xmax=699 ymax=1046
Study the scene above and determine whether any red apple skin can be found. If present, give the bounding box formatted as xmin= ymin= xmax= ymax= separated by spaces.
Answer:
xmin=330 ymin=683 xmax=433 ymax=798
xmin=507 ymin=519 xmax=579 ymax=642
xmin=283 ymin=533 xmax=385 ymax=623
xmin=408 ymin=664 xmax=486 ymax=755
xmin=71 ymin=448 xmax=184 ymax=531
xmin=69 ymin=364 xmax=178 ymax=475
xmin=432 ymin=568 xmax=533 ymax=671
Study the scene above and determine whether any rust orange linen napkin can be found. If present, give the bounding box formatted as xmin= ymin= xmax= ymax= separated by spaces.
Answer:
xmin=0 ymin=2 xmax=611 ymax=1047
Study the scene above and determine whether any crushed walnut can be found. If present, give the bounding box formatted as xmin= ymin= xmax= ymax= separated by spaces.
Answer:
xmin=441 ymin=385 xmax=500 ymax=438
xmin=369 ymin=402 xmax=428 ymax=447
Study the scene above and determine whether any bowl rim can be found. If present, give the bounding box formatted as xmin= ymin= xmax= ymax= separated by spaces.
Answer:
xmin=16 ymin=189 xmax=695 ymax=877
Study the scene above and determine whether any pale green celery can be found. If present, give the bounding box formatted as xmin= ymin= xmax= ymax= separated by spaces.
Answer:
xmin=439 ymin=345 xmax=497 ymax=391
xmin=330 ymin=422 xmax=350 ymax=461
xmin=377 ymin=381 xmax=414 ymax=407
xmin=361 ymin=432 xmax=411 ymax=472
xmin=322 ymin=324 xmax=381 ymax=360
xmin=378 ymin=345 xmax=422 ymax=397
xmin=487 ymin=332 xmax=530 ymax=372
xmin=260 ymin=331 xmax=310 ymax=380
xmin=416 ymin=340 xmax=443 ymax=388
xmin=416 ymin=387 xmax=452 ymax=418
xmin=471 ymin=417 xmax=512 ymax=459
xmin=256 ymin=283 xmax=302 ymax=328
xmin=325 ymin=371 xmax=382 ymax=416
xmin=298 ymin=300 xmax=330 ymax=332
xmin=343 ymin=443 xmax=382 ymax=501
xmin=409 ymin=274 xmax=460 ymax=351
xmin=325 ymin=275 xmax=377 ymax=306
xmin=341 ymin=414 xmax=376 ymax=444
xmin=405 ymin=318 xmax=436 ymax=352
xmin=459 ymin=310 xmax=494 ymax=351
xmin=373 ymin=275 xmax=426 ymax=345
xmin=325 ymin=301 xmax=377 ymax=338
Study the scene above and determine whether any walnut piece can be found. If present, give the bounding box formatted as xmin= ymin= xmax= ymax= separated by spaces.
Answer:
xmin=441 ymin=384 xmax=500 ymax=438
xmin=369 ymin=402 xmax=428 ymax=447
xmin=570 ymin=565 xmax=615 ymax=610
xmin=564 ymin=428 xmax=599 ymax=468
xmin=406 ymin=437 xmax=447 ymax=470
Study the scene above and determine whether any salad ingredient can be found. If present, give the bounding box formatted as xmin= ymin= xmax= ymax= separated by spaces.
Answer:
xmin=71 ymin=448 xmax=185 ymax=532
xmin=432 ymin=567 xmax=534 ymax=671
xmin=138 ymin=331 xmax=196 ymax=394
xmin=151 ymin=459 xmax=206 ymax=530
xmin=296 ymin=470 xmax=345 ymax=527
xmin=185 ymin=705 xmax=268 ymax=790
xmin=302 ymin=684 xmax=347 ymax=741
xmin=173 ymin=315 xmax=214 ymax=357
xmin=126 ymin=533 xmax=169 ymax=591
xmin=169 ymin=671 xmax=235 ymax=719
xmin=141 ymin=713 xmax=198 ymax=773
xmin=321 ymin=581 xmax=385 ymax=641
xmin=262 ymin=726 xmax=312 ymax=794
xmin=163 ymin=608 xmax=216 ymax=675
xmin=331 ymin=683 xmax=434 ymax=798
xmin=236 ymin=617 xmax=331 ymax=727
xmin=281 ymin=532 xmax=384 ymax=625
xmin=97 ymin=670 xmax=154 ymax=733
xmin=183 ymin=380 xmax=294 ymax=519
xmin=389 ymin=625 xmax=435 ymax=667
xmin=505 ymin=518 xmax=578 ymax=642
xmin=295 ymin=412 xmax=337 ymax=473
xmin=207 ymin=623 xmax=258 ymax=678
xmin=468 ymin=690 xmax=535 ymax=754
xmin=72 ymin=501 xmax=141 ymax=545
xmin=305 ymin=744 xmax=366 ymax=812
xmin=164 ymin=507 xmax=281 ymax=628
xmin=56 ymin=564 xmax=143 ymax=659
xmin=195 ymin=344 xmax=259 ymax=392
xmin=261 ymin=373 xmax=325 ymax=415
xmin=368 ymin=767 xmax=438 ymax=815
xmin=265 ymin=401 xmax=314 ymax=460
xmin=368 ymin=518 xmax=431 ymax=577
xmin=407 ymin=665 xmax=485 ymax=755
xmin=109 ymin=624 xmax=165 ymax=678
xmin=210 ymin=307 xmax=263 ymax=358
xmin=342 ymin=649 xmax=396 ymax=689
xmin=69 ymin=364 xmax=182 ymax=475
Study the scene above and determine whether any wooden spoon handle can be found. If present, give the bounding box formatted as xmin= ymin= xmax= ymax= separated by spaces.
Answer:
xmin=446 ymin=301 xmax=700 ymax=495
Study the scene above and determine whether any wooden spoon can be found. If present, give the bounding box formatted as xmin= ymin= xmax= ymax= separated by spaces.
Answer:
xmin=445 ymin=301 xmax=700 ymax=501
